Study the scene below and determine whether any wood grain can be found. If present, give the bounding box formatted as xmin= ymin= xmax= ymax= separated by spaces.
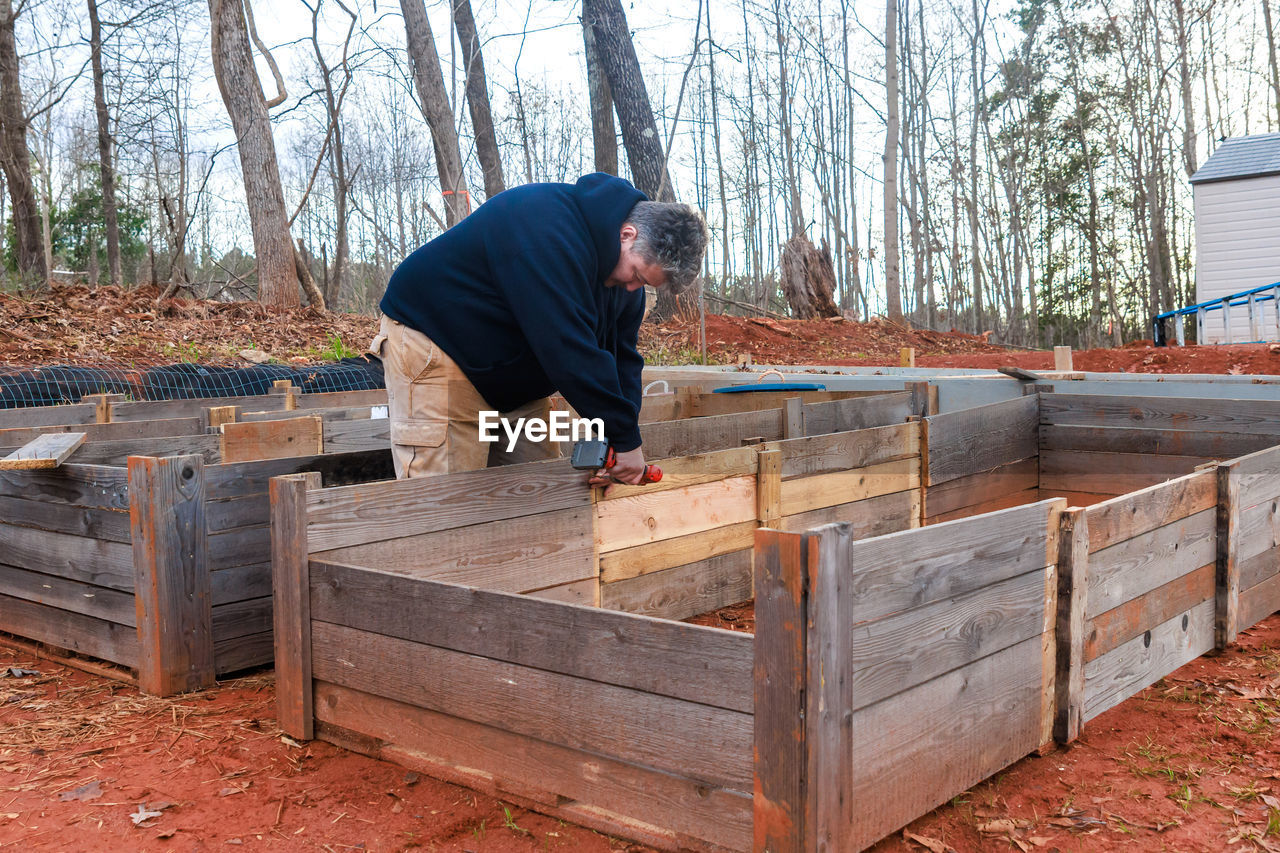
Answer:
xmin=763 ymin=421 xmax=918 ymax=480
xmin=0 ymin=432 xmax=86 ymax=469
xmin=129 ymin=454 xmax=214 ymax=696
xmin=1041 ymin=393 xmax=1280 ymax=435
xmin=1082 ymin=599 xmax=1214 ymax=722
xmin=600 ymin=549 xmax=753 ymax=623
xmin=778 ymin=458 xmax=918 ymax=516
xmin=1085 ymin=507 xmax=1215 ymax=618
xmin=311 ymin=621 xmax=753 ymax=790
xmin=309 ymin=560 xmax=752 ymax=712
xmin=926 ymin=395 xmax=1039 ymax=485
xmin=599 ymin=520 xmax=757 ymax=583
xmin=1083 ymin=470 xmax=1217 ymax=554
xmin=1086 ymin=563 xmax=1214 ymax=663
xmin=596 ymin=475 xmax=756 ymax=551
xmin=271 ymin=472 xmax=319 ymax=739
xmin=0 ymin=590 xmax=139 ymax=666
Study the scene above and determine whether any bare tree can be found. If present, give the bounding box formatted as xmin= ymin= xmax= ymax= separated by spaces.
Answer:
xmin=0 ymin=0 xmax=45 ymax=284
xmin=883 ymin=0 xmax=902 ymax=319
xmin=582 ymin=14 xmax=618 ymax=174
xmin=87 ymin=0 xmax=120 ymax=286
xmin=452 ymin=0 xmax=503 ymax=198
xmin=207 ymin=0 xmax=298 ymax=306
xmin=400 ymin=0 xmax=468 ymax=227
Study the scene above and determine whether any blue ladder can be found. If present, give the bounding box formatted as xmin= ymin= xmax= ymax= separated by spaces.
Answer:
xmin=1153 ymin=280 xmax=1280 ymax=345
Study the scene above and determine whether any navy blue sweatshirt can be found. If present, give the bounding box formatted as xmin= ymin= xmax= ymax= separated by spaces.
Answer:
xmin=379 ymin=174 xmax=647 ymax=452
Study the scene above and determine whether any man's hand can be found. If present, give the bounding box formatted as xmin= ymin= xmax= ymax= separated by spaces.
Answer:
xmin=589 ymin=447 xmax=647 ymax=486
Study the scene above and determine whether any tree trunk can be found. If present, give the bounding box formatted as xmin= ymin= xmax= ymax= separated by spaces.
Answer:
xmin=87 ymin=0 xmax=121 ymax=287
xmin=401 ymin=0 xmax=468 ymax=227
xmin=583 ymin=0 xmax=694 ymax=321
xmin=452 ymin=0 xmax=504 ymax=198
xmin=208 ymin=0 xmax=297 ymax=306
xmin=883 ymin=0 xmax=903 ymax=320
xmin=0 ymin=0 xmax=45 ymax=285
xmin=581 ymin=15 xmax=618 ymax=174
xmin=1173 ymin=0 xmax=1199 ymax=178
xmin=780 ymin=234 xmax=840 ymax=319
xmin=1265 ymin=0 xmax=1280 ymax=126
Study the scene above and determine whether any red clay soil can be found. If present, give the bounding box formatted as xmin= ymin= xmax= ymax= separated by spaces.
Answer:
xmin=0 ymin=643 xmax=651 ymax=853
xmin=4 ymin=284 xmax=1276 ymax=376
xmin=9 ymin=614 xmax=1280 ymax=852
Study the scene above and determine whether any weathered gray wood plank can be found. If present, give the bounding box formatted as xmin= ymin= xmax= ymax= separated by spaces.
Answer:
xmin=1086 ymin=563 xmax=1214 ymax=663
xmin=309 ymin=560 xmax=752 ymax=712
xmin=1039 ymin=424 xmax=1280 ymax=458
xmin=1083 ymin=599 xmax=1214 ymax=722
xmin=129 ymin=454 xmax=214 ymax=695
xmin=304 ymin=458 xmax=588 ymax=551
xmin=841 ymin=500 xmax=1060 ymax=624
xmin=1055 ymin=508 xmax=1088 ymax=743
xmin=0 ymin=494 xmax=130 ymax=542
xmin=313 ymin=681 xmax=752 ymax=851
xmin=926 ymin=395 xmax=1039 ymax=485
xmin=923 ymin=458 xmax=1038 ymax=519
xmin=1239 ymin=571 xmax=1280 ymax=631
xmin=0 ymin=590 xmax=139 ymax=666
xmin=639 ymin=408 xmax=783 ymax=459
xmin=1041 ymin=393 xmax=1280 ymax=434
xmin=752 ymin=528 xmax=808 ymax=853
xmin=211 ymin=596 xmax=272 ymax=642
xmin=762 ymin=421 xmax=918 ymax=480
xmin=0 ymin=520 xmax=134 ymax=590
xmin=319 ymin=417 xmax=390 ymax=454
xmin=1086 ymin=507 xmax=1216 ymax=618
xmin=845 ymin=637 xmax=1044 ymax=851
xmin=847 ymin=568 xmax=1047 ymax=711
xmin=1231 ymin=445 xmax=1280 ymax=508
xmin=210 ymin=561 xmax=272 ymax=605
xmin=0 ymin=463 xmax=130 ymax=510
xmin=1040 ymin=450 xmax=1208 ymax=495
xmin=0 ymin=432 xmax=86 ymax=469
xmin=315 ymin=508 xmax=594 ymax=593
xmin=0 ymin=561 xmax=136 ymax=627
xmin=311 ymin=620 xmax=753 ymax=790
xmin=802 ymin=391 xmax=912 ymax=437
xmin=0 ymin=403 xmax=96 ymax=430
xmin=600 ymin=548 xmax=753 ymax=624
xmin=1084 ymin=470 xmax=1217 ymax=554
xmin=271 ymin=472 xmax=319 ymax=740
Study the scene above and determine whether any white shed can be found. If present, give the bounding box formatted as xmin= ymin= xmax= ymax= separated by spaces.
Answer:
xmin=1191 ymin=132 xmax=1280 ymax=343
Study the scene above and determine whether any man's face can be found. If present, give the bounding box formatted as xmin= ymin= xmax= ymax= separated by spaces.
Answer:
xmin=606 ymin=224 xmax=667 ymax=292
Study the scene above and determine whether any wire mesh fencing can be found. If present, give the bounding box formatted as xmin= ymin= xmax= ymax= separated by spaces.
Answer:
xmin=0 ymin=356 xmax=384 ymax=409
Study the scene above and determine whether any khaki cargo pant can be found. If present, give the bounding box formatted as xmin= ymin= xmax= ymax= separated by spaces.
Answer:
xmin=370 ymin=316 xmax=560 ymax=479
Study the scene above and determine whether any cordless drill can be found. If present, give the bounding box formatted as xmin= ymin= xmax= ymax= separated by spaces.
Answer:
xmin=570 ymin=439 xmax=663 ymax=484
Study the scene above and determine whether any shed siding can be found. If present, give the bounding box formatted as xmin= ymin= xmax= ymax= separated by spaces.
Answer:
xmin=1194 ymin=174 xmax=1280 ymax=343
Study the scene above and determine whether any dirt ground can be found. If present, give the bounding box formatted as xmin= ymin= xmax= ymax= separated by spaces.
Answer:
xmin=3 ymin=284 xmax=1278 ymax=377
xmin=8 ymin=614 xmax=1280 ymax=852
xmin=6 ymin=287 xmax=1280 ymax=851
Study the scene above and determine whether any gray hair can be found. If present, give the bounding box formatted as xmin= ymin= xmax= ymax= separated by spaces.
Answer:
xmin=625 ymin=201 xmax=708 ymax=294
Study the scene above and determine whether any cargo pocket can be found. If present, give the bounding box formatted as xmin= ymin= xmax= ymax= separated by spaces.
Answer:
xmin=391 ymin=419 xmax=447 ymax=449
xmin=367 ymin=332 xmax=387 ymax=359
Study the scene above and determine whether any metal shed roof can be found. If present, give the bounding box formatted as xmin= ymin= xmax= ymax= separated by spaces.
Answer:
xmin=1191 ymin=132 xmax=1280 ymax=185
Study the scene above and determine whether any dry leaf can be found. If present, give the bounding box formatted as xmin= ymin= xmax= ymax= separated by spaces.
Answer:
xmin=903 ymin=831 xmax=954 ymax=852
xmin=59 ymin=781 xmax=103 ymax=802
xmin=130 ymin=804 xmax=164 ymax=827
xmin=977 ymin=819 xmax=1017 ymax=834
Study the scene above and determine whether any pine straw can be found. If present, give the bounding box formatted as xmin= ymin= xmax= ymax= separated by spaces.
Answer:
xmin=0 ymin=643 xmax=277 ymax=796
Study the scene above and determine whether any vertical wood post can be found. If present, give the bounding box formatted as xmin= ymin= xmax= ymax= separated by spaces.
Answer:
xmin=1053 ymin=346 xmax=1073 ymax=372
xmin=84 ymin=393 xmax=126 ymax=424
xmin=271 ymin=379 xmax=297 ymax=410
xmin=1053 ymin=507 xmax=1088 ymax=743
xmin=805 ymin=524 xmax=853 ymax=850
xmin=1216 ymin=463 xmax=1241 ymax=649
xmin=753 ymin=528 xmax=809 ymax=853
xmin=911 ymin=416 xmax=929 ymax=526
xmin=272 ymin=471 xmax=321 ymax=739
xmin=905 ymin=381 xmax=931 ymax=418
xmin=206 ymin=405 xmax=240 ymax=432
xmin=783 ymin=397 xmax=804 ymax=440
xmin=129 ymin=454 xmax=214 ymax=696
xmin=757 ymin=449 xmax=781 ymax=526
xmin=899 ymin=347 xmax=915 ymax=368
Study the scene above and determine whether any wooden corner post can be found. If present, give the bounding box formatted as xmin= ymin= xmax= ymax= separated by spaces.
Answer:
xmin=805 ymin=523 xmax=854 ymax=850
xmin=783 ymin=397 xmax=804 ymax=440
xmin=129 ymin=454 xmax=215 ymax=696
xmin=753 ymin=527 xmax=809 ymax=853
xmin=1053 ymin=507 xmax=1088 ymax=743
xmin=1216 ymin=462 xmax=1240 ymax=650
xmin=272 ymin=471 xmax=321 ymax=739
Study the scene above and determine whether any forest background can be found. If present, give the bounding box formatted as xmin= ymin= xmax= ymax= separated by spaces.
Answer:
xmin=2 ymin=0 xmax=1277 ymax=349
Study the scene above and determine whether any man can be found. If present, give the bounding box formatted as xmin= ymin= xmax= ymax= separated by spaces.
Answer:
xmin=370 ymin=173 xmax=707 ymax=484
